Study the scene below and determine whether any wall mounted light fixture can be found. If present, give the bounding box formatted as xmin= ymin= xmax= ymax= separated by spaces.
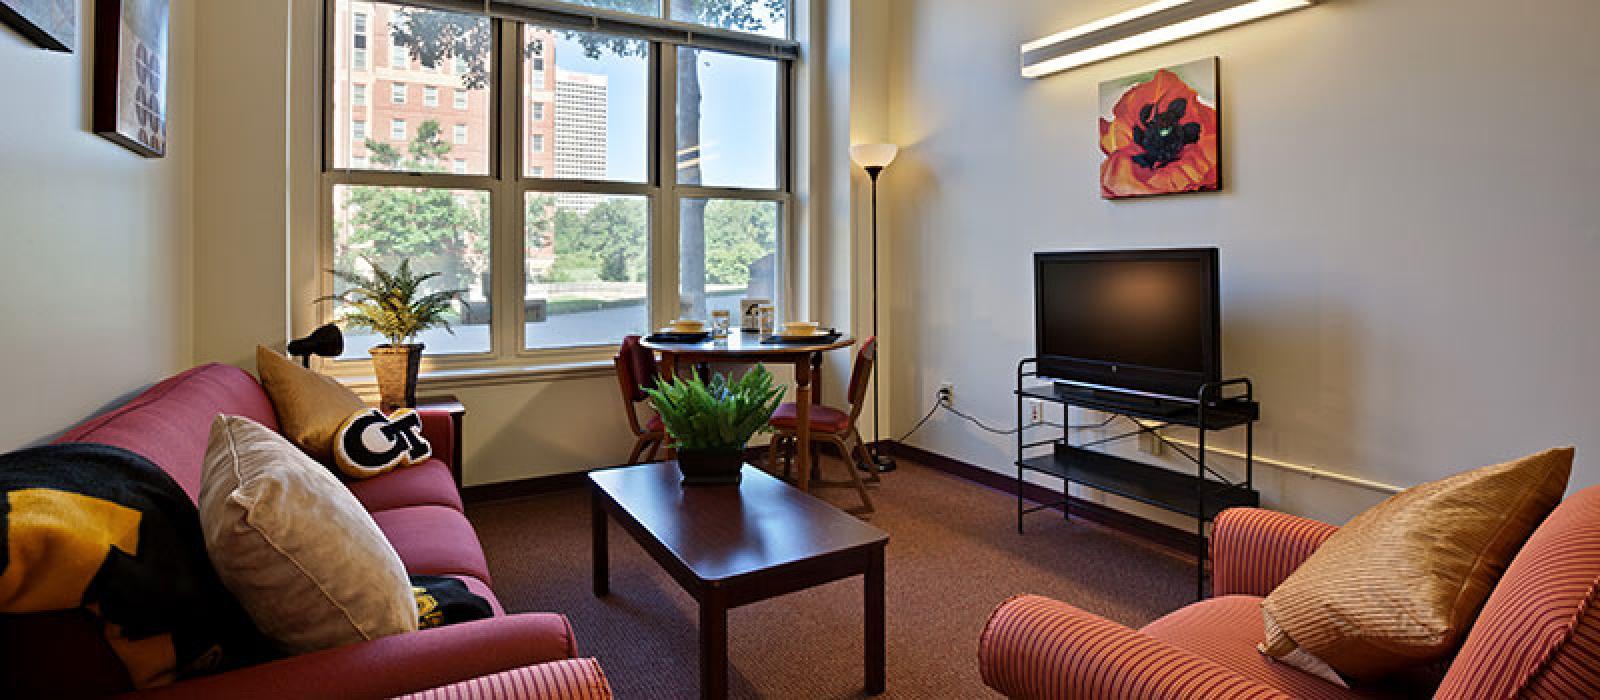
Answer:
xmin=1021 ymin=0 xmax=1317 ymax=79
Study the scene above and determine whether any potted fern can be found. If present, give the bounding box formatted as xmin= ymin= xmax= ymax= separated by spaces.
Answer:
xmin=644 ymin=366 xmax=786 ymax=486
xmin=320 ymin=257 xmax=466 ymax=411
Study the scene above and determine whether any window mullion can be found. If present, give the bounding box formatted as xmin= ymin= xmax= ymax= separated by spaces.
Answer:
xmin=654 ymin=40 xmax=680 ymax=328
xmin=493 ymin=16 xmax=522 ymax=362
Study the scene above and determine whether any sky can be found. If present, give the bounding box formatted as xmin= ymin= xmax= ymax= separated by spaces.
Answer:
xmin=547 ymin=27 xmax=781 ymax=189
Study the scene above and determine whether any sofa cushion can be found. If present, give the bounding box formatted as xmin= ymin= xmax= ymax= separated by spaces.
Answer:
xmin=1261 ymin=447 xmax=1573 ymax=682
xmin=1143 ymin=596 xmax=1405 ymax=700
xmin=256 ymin=346 xmax=368 ymax=465
xmin=372 ymin=505 xmax=493 ymax=584
xmin=201 ymin=415 xmax=417 ymax=655
xmin=54 ymin=363 xmax=279 ymax=503
xmin=1435 ymin=484 xmax=1600 ymax=698
xmin=348 ymin=458 xmax=464 ymax=512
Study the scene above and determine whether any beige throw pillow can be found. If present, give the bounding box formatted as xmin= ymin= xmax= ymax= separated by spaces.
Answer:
xmin=256 ymin=345 xmax=367 ymax=464
xmin=200 ymin=415 xmax=417 ymax=654
xmin=1260 ymin=447 xmax=1574 ymax=683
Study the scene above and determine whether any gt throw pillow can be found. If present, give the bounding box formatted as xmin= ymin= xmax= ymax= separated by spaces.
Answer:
xmin=334 ymin=408 xmax=433 ymax=480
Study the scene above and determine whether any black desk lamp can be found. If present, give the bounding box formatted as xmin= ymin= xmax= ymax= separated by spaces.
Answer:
xmin=851 ymin=143 xmax=900 ymax=473
xmin=288 ymin=323 xmax=345 ymax=367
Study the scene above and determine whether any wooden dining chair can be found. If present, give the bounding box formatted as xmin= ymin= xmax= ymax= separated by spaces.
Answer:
xmin=766 ymin=337 xmax=881 ymax=514
xmin=615 ymin=335 xmax=667 ymax=464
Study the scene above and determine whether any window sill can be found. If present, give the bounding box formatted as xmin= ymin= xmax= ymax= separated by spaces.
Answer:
xmin=335 ymin=359 xmax=616 ymax=393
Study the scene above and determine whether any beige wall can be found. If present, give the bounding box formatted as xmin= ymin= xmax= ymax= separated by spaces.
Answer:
xmin=0 ymin=0 xmax=195 ymax=449
xmin=874 ymin=0 xmax=1600 ymax=526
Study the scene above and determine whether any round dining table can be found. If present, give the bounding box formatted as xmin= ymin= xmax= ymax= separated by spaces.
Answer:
xmin=641 ymin=331 xmax=856 ymax=494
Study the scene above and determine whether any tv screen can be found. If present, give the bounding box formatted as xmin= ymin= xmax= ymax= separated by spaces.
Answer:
xmin=1034 ymin=249 xmax=1220 ymax=397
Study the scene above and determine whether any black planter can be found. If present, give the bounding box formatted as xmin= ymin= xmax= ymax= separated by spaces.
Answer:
xmin=675 ymin=448 xmax=745 ymax=486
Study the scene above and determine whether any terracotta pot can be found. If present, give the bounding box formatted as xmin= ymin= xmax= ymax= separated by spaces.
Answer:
xmin=675 ymin=448 xmax=745 ymax=487
xmin=370 ymin=344 xmax=423 ymax=412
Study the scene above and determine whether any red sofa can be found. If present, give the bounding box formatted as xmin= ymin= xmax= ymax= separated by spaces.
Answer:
xmin=0 ymin=363 xmax=611 ymax=699
xmin=979 ymin=493 xmax=1600 ymax=699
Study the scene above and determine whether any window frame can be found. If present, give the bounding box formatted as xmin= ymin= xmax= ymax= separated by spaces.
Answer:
xmin=319 ymin=0 xmax=795 ymax=375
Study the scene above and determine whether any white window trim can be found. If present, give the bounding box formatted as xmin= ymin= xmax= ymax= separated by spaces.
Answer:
xmin=317 ymin=0 xmax=796 ymax=379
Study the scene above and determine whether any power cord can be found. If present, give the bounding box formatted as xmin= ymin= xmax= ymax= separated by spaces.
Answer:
xmin=895 ymin=390 xmax=1116 ymax=443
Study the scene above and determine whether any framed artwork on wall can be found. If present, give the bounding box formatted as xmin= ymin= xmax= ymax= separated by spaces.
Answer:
xmin=1099 ymin=57 xmax=1220 ymax=200
xmin=0 ymin=0 xmax=76 ymax=51
xmin=93 ymin=0 xmax=168 ymax=157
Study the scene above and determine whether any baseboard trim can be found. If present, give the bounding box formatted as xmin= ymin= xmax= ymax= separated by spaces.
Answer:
xmin=464 ymin=442 xmax=1204 ymax=555
xmin=461 ymin=446 xmax=770 ymax=505
xmin=876 ymin=441 xmax=1203 ymax=555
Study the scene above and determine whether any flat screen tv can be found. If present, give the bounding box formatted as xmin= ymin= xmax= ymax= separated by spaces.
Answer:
xmin=1034 ymin=248 xmax=1220 ymax=399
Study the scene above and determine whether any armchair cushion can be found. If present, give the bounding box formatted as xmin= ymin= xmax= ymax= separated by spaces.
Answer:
xmin=394 ymin=658 xmax=612 ymax=700
xmin=979 ymin=594 xmax=1292 ymax=699
xmin=1211 ymin=508 xmax=1339 ymax=597
xmin=1141 ymin=596 xmax=1402 ymax=700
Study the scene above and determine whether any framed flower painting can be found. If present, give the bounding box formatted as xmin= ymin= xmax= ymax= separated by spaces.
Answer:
xmin=1099 ymin=57 xmax=1220 ymax=200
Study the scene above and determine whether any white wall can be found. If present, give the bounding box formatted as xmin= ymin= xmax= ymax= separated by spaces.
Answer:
xmin=878 ymin=0 xmax=1600 ymax=525
xmin=0 ymin=0 xmax=195 ymax=449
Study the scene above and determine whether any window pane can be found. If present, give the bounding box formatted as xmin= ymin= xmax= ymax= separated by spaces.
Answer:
xmin=332 ymin=185 xmax=492 ymax=357
xmin=525 ymin=192 xmax=651 ymax=349
xmin=678 ymin=198 xmax=779 ymax=320
xmin=332 ymin=0 xmax=491 ymax=174
xmin=677 ymin=49 xmax=778 ymax=189
xmin=554 ymin=0 xmax=658 ymax=17
xmin=672 ymin=0 xmax=788 ymax=39
xmin=523 ymin=26 xmax=648 ymax=183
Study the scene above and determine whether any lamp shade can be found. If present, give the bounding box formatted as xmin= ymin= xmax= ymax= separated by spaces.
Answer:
xmin=850 ymin=143 xmax=899 ymax=169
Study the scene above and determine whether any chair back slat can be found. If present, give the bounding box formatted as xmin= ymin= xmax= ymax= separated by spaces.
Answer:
xmin=616 ymin=335 xmax=659 ymax=402
xmin=846 ymin=337 xmax=878 ymax=420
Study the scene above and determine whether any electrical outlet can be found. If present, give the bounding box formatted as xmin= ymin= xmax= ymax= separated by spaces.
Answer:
xmin=938 ymin=382 xmax=954 ymax=405
xmin=1028 ymin=400 xmax=1045 ymax=424
xmin=1138 ymin=430 xmax=1165 ymax=456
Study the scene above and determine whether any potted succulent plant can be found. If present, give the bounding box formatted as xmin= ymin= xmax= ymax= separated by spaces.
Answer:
xmin=644 ymin=366 xmax=786 ymax=486
xmin=320 ymin=257 xmax=466 ymax=411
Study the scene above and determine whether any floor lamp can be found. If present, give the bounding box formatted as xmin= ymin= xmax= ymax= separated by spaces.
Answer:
xmin=851 ymin=143 xmax=899 ymax=472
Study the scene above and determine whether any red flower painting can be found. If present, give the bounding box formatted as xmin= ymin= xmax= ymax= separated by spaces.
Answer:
xmin=1099 ymin=59 xmax=1220 ymax=199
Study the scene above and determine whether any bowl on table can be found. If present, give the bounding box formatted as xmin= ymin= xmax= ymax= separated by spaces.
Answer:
xmin=780 ymin=321 xmax=825 ymax=338
xmin=670 ymin=319 xmax=707 ymax=334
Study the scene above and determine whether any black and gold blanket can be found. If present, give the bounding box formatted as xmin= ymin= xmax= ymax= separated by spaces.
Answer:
xmin=0 ymin=443 xmax=270 ymax=688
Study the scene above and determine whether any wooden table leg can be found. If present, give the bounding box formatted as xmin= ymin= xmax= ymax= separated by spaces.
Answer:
xmin=592 ymin=489 xmax=609 ymax=597
xmin=865 ymin=546 xmax=886 ymax=695
xmin=700 ymin=593 xmax=729 ymax=700
xmin=794 ymin=356 xmax=814 ymax=493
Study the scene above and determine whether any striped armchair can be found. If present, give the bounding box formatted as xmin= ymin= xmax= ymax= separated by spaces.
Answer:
xmin=979 ymin=486 xmax=1600 ymax=699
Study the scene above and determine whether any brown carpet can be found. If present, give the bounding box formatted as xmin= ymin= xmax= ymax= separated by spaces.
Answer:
xmin=467 ymin=456 xmax=1195 ymax=699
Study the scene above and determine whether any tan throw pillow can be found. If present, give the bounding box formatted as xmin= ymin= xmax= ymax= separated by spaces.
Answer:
xmin=256 ymin=345 xmax=366 ymax=464
xmin=200 ymin=414 xmax=417 ymax=654
xmin=1260 ymin=447 xmax=1574 ymax=683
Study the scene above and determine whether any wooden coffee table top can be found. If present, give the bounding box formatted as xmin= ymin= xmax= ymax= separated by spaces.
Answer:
xmin=589 ymin=462 xmax=888 ymax=585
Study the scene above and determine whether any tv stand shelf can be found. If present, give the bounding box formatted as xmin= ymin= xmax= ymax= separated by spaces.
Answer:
xmin=1014 ymin=358 xmax=1260 ymax=599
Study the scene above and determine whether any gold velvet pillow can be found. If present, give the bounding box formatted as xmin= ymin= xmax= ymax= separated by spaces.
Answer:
xmin=199 ymin=415 xmax=417 ymax=654
xmin=255 ymin=345 xmax=366 ymax=464
xmin=1260 ymin=447 xmax=1574 ymax=683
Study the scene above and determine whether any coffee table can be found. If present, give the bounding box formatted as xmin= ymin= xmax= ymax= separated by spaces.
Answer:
xmin=590 ymin=462 xmax=889 ymax=700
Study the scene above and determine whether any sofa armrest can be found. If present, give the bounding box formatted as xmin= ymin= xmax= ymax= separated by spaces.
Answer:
xmin=979 ymin=595 xmax=1291 ymax=700
xmin=393 ymin=658 xmax=612 ymax=700
xmin=119 ymin=613 xmax=577 ymax=700
xmin=1210 ymin=508 xmax=1339 ymax=597
xmin=418 ymin=408 xmax=458 ymax=475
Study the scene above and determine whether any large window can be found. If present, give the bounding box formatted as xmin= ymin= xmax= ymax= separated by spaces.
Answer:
xmin=323 ymin=0 xmax=793 ymax=367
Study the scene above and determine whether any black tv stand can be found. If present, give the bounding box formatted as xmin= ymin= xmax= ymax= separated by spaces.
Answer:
xmin=1015 ymin=359 xmax=1261 ymax=599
